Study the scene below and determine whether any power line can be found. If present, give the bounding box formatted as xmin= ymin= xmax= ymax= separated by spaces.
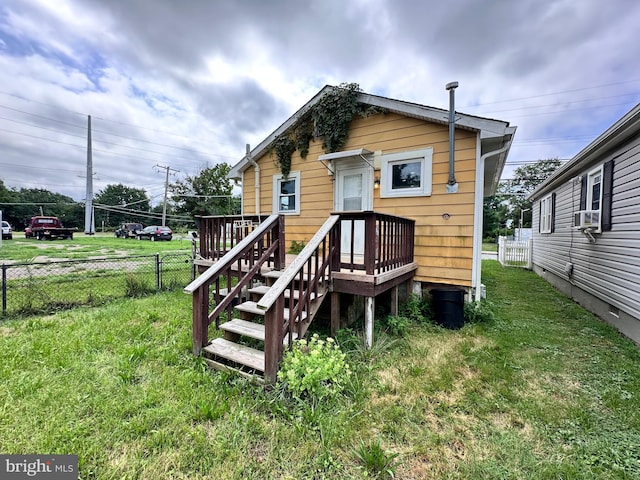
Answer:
xmin=461 ymin=78 xmax=640 ymax=109
xmin=0 ymin=90 xmax=240 ymax=150
xmin=0 ymin=104 xmax=236 ymax=160
xmin=482 ymin=100 xmax=636 ymax=119
xmin=470 ymin=92 xmax=638 ymax=116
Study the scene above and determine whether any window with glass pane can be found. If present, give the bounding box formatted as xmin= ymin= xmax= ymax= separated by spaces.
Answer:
xmin=380 ymin=148 xmax=432 ymax=198
xmin=272 ymin=172 xmax=300 ymax=214
xmin=540 ymin=194 xmax=552 ymax=233
xmin=391 ymin=162 xmax=422 ymax=189
xmin=343 ymin=173 xmax=362 ymax=210
xmin=279 ymin=179 xmax=296 ymax=211
xmin=589 ymin=172 xmax=601 ymax=210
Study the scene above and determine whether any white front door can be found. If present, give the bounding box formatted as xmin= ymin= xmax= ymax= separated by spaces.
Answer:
xmin=334 ymin=161 xmax=373 ymax=257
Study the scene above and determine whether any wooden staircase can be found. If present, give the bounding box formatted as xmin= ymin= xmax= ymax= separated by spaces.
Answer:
xmin=185 ymin=214 xmax=341 ymax=383
xmin=201 ymin=274 xmax=327 ymax=378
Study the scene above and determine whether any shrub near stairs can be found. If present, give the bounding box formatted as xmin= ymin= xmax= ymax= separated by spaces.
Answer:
xmin=277 ymin=334 xmax=351 ymax=402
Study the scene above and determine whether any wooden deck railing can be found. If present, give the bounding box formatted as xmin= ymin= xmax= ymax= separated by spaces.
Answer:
xmin=337 ymin=211 xmax=415 ymax=275
xmin=256 ymin=215 xmax=341 ymax=383
xmin=184 ymin=214 xmax=285 ymax=355
xmin=187 ymin=210 xmax=415 ymax=382
xmin=196 ymin=215 xmax=270 ymax=260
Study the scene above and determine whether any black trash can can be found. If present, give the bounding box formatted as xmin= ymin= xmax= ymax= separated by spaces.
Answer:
xmin=431 ymin=288 xmax=465 ymax=330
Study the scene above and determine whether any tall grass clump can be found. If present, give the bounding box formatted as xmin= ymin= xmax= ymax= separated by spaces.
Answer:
xmin=124 ymin=274 xmax=154 ymax=297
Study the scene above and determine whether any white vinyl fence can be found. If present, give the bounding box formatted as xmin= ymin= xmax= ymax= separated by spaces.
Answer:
xmin=498 ymin=236 xmax=532 ymax=269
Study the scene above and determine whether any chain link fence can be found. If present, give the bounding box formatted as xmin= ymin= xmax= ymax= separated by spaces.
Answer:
xmin=1 ymin=253 xmax=194 ymax=317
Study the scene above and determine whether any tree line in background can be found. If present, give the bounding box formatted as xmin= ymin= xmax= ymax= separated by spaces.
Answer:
xmin=483 ymin=158 xmax=563 ymax=241
xmin=2 ymin=158 xmax=562 ymax=238
xmin=0 ymin=163 xmax=239 ymax=231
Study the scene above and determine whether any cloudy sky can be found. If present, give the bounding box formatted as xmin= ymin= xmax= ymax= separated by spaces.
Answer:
xmin=1 ymin=0 xmax=639 ymax=204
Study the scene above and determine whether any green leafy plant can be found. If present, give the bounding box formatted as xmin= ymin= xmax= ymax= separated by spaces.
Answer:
xmin=293 ymin=121 xmax=314 ymax=159
xmin=381 ymin=315 xmax=410 ymax=336
xmin=400 ymin=293 xmax=433 ymax=324
xmin=272 ymin=83 xmax=386 ymax=176
xmin=288 ymin=240 xmax=306 ymax=254
xmin=352 ymin=437 xmax=400 ymax=479
xmin=277 ymin=334 xmax=351 ymax=402
xmin=464 ymin=300 xmax=496 ymax=324
xmin=273 ymin=134 xmax=296 ymax=179
xmin=311 ymin=82 xmax=362 ymax=154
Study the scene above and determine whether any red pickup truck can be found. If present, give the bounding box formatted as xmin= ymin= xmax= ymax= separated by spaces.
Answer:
xmin=25 ymin=216 xmax=77 ymax=240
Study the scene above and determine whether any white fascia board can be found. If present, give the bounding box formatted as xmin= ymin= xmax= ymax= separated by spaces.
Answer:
xmin=229 ymin=87 xmax=515 ymax=180
xmin=359 ymin=93 xmax=513 ymax=138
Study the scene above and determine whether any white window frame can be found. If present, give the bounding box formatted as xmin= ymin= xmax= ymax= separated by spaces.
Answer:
xmin=540 ymin=194 xmax=552 ymax=234
xmin=272 ymin=171 xmax=300 ymax=215
xmin=586 ymin=165 xmax=603 ymax=213
xmin=380 ymin=148 xmax=433 ymax=198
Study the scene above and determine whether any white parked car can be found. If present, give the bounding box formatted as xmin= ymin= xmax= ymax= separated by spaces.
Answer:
xmin=1 ymin=220 xmax=12 ymax=240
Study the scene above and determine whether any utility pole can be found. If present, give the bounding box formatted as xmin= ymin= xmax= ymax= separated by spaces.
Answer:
xmin=84 ymin=115 xmax=95 ymax=235
xmin=155 ymin=164 xmax=179 ymax=226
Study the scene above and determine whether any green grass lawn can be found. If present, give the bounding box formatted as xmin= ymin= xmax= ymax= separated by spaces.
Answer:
xmin=0 ymin=262 xmax=639 ymax=478
xmin=482 ymin=241 xmax=498 ymax=252
xmin=0 ymin=233 xmax=193 ymax=262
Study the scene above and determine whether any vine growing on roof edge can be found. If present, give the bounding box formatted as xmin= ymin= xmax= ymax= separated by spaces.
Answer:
xmin=273 ymin=83 xmax=386 ymax=177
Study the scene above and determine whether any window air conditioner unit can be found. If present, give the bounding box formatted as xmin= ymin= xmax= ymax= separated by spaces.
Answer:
xmin=574 ymin=210 xmax=600 ymax=230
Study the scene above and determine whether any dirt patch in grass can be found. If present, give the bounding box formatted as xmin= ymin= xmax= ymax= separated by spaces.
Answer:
xmin=0 ymin=326 xmax=14 ymax=337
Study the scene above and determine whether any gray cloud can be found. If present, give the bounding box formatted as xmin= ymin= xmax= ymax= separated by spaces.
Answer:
xmin=0 ymin=0 xmax=639 ymax=201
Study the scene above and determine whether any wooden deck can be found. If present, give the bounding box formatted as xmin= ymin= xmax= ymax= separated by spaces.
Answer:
xmin=187 ymin=212 xmax=416 ymax=382
xmin=195 ymin=254 xmax=417 ymax=297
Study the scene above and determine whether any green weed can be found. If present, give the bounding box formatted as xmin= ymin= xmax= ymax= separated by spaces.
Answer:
xmin=352 ymin=437 xmax=399 ymax=478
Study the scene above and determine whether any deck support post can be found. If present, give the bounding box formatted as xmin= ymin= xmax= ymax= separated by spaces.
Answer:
xmin=365 ymin=296 xmax=374 ymax=349
xmin=331 ymin=291 xmax=340 ymax=337
xmin=264 ymin=295 xmax=284 ymax=384
xmin=390 ymin=285 xmax=398 ymax=317
xmin=192 ymin=284 xmax=209 ymax=355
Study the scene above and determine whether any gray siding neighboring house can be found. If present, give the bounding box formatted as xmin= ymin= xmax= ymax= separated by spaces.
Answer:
xmin=529 ymin=103 xmax=640 ymax=344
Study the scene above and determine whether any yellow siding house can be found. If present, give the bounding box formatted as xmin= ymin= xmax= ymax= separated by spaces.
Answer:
xmin=229 ymin=85 xmax=516 ymax=299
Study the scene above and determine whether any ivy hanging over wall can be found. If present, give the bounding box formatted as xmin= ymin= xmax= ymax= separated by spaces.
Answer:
xmin=273 ymin=135 xmax=296 ymax=179
xmin=273 ymin=83 xmax=386 ymax=177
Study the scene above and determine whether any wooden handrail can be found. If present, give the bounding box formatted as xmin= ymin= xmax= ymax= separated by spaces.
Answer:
xmin=185 ymin=214 xmax=284 ymax=356
xmin=184 ymin=214 xmax=280 ymax=294
xmin=335 ymin=211 xmax=415 ymax=275
xmin=260 ymin=214 xmax=340 ymax=382
xmin=197 ymin=214 xmax=269 ymax=260
xmin=257 ymin=215 xmax=340 ymax=311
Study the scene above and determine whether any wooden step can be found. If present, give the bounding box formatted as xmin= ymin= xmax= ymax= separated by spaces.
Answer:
xmin=203 ymin=338 xmax=264 ymax=372
xmin=262 ymin=270 xmax=283 ymax=280
xmin=234 ymin=301 xmax=308 ymax=322
xmin=247 ymin=285 xmax=270 ymax=296
xmin=248 ymin=285 xmax=322 ymax=301
xmin=234 ymin=300 xmax=264 ymax=315
xmin=202 ymin=357 xmax=265 ymax=384
xmin=262 ymin=269 xmax=319 ymax=281
xmin=219 ymin=318 xmax=298 ymax=342
xmin=219 ymin=318 xmax=265 ymax=341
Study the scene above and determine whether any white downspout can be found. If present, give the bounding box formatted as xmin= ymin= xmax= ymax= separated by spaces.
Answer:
xmin=472 ymin=140 xmax=513 ymax=302
xmin=245 ymin=143 xmax=260 ymax=215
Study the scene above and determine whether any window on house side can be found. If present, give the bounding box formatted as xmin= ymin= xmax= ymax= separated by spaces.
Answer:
xmin=380 ymin=148 xmax=433 ymax=198
xmin=587 ymin=166 xmax=603 ymax=212
xmin=540 ymin=194 xmax=552 ymax=234
xmin=272 ymin=171 xmax=300 ymax=215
